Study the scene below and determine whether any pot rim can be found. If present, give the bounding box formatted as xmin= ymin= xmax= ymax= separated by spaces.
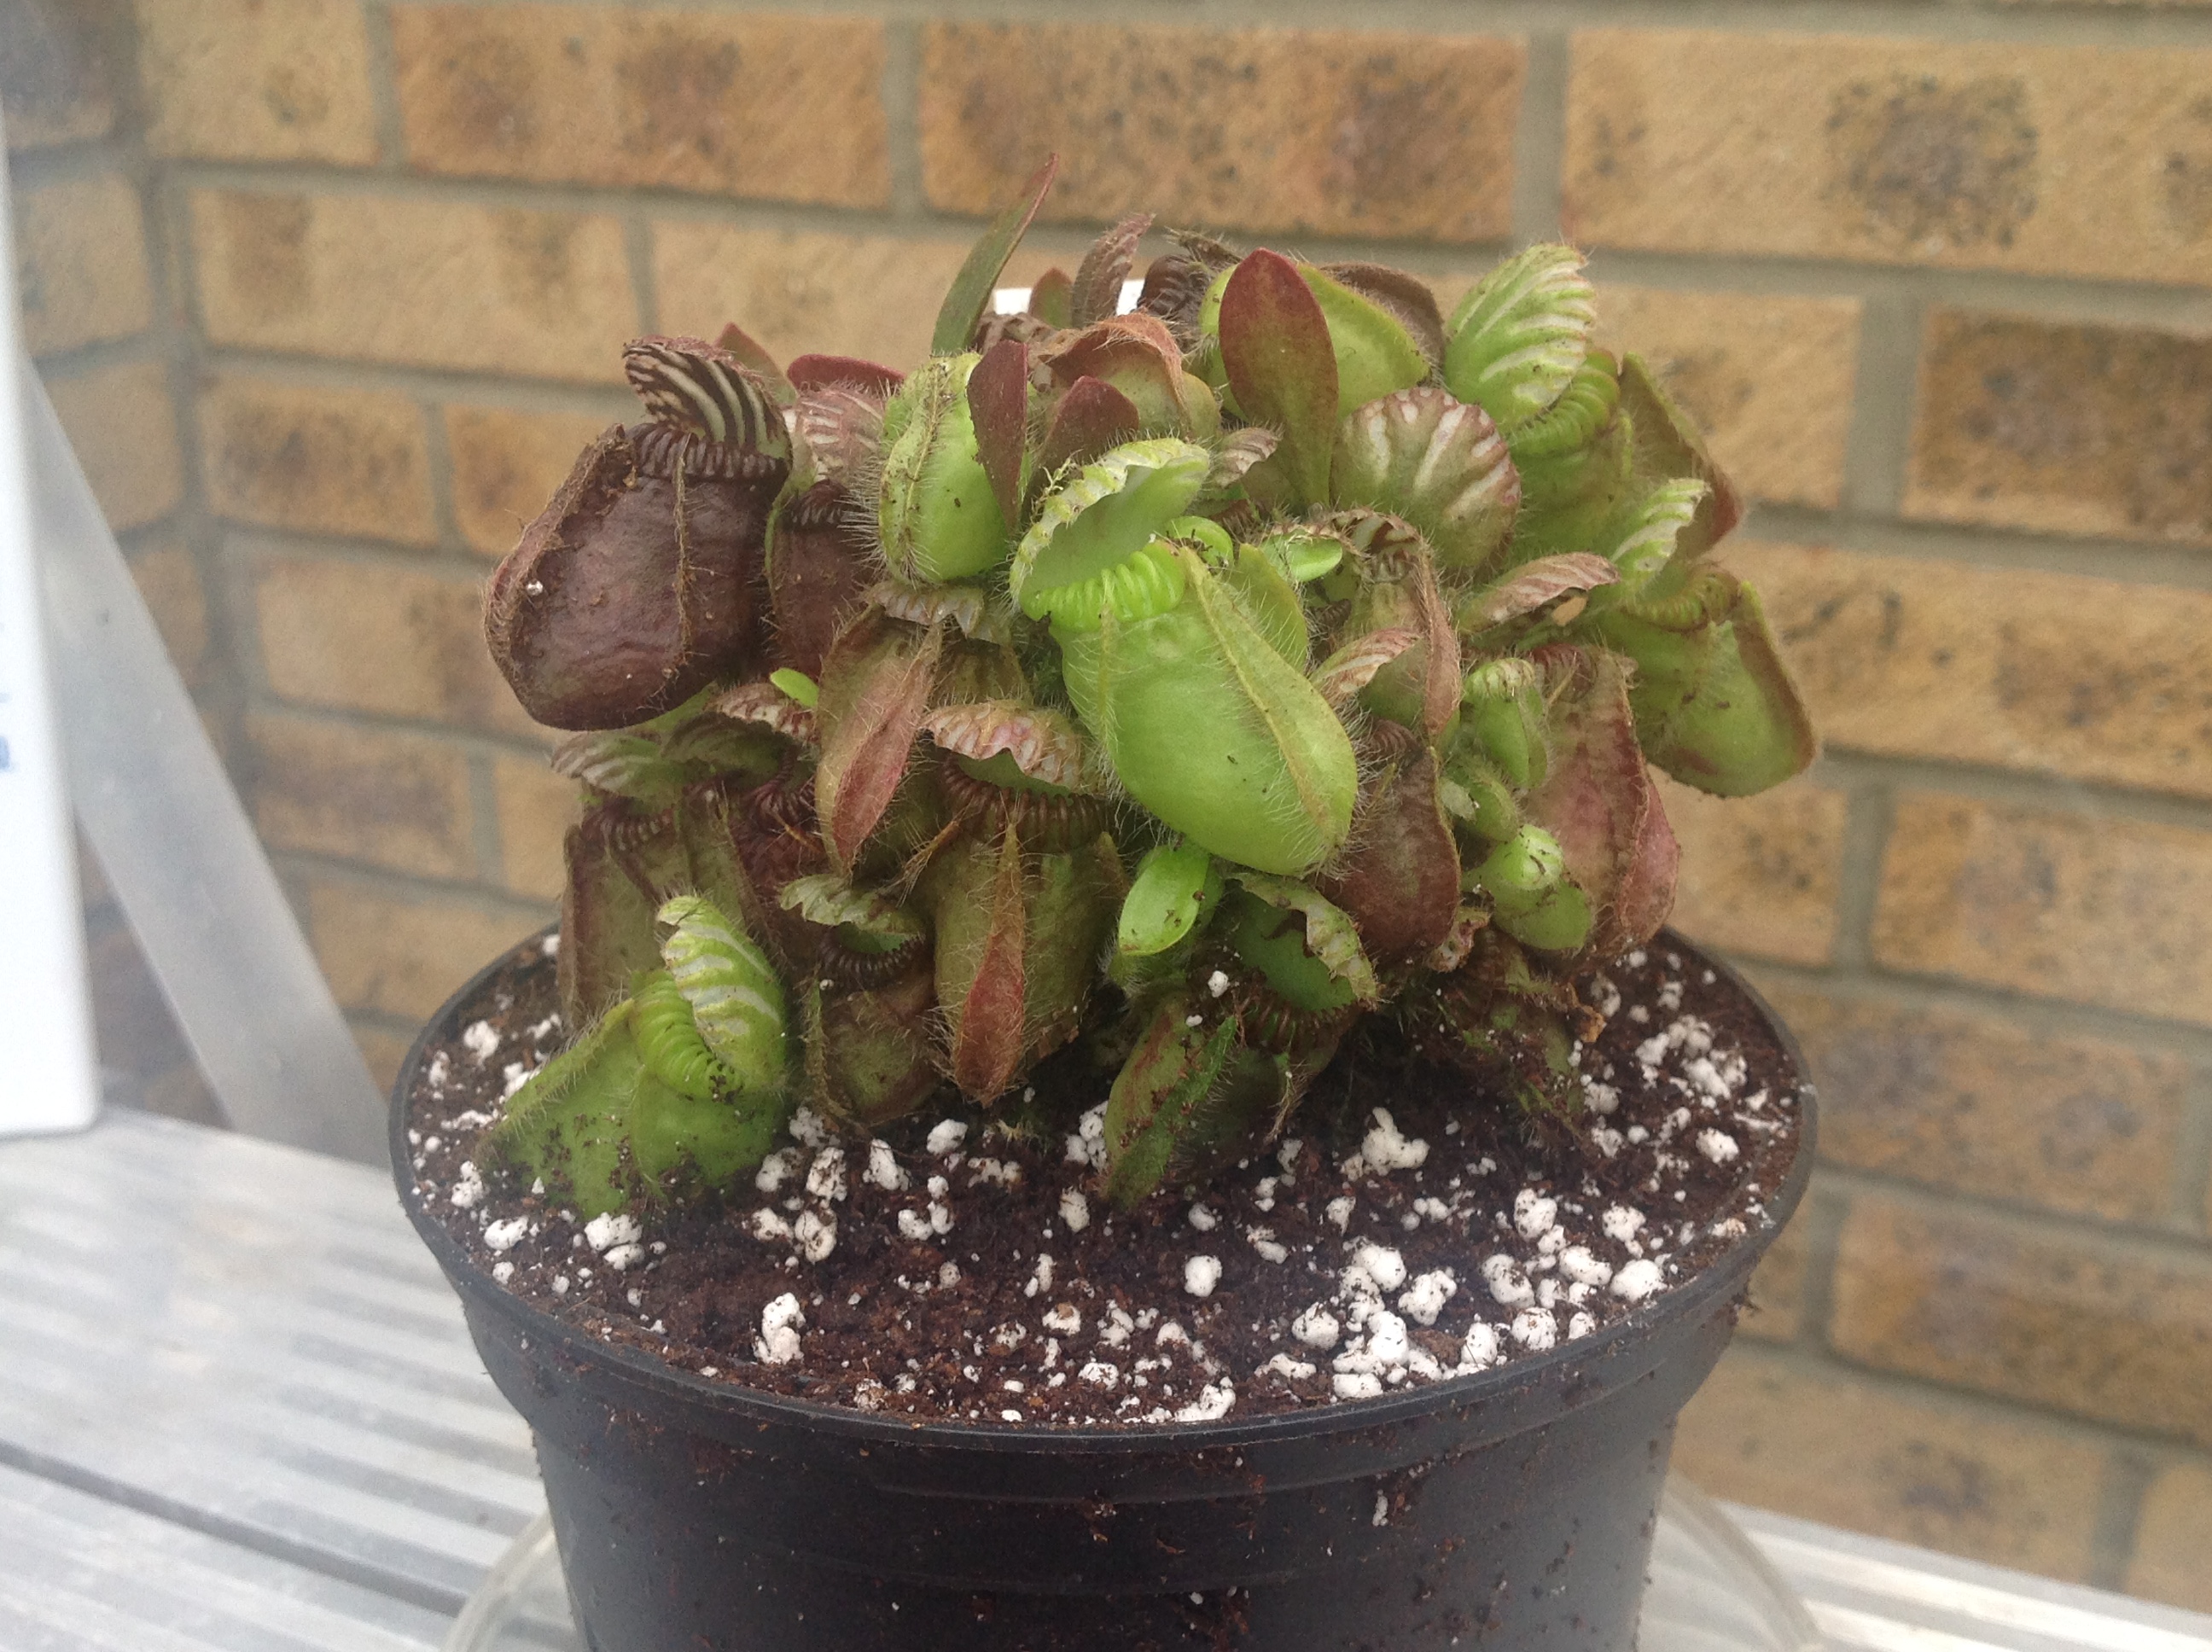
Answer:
xmin=393 ymin=926 xmax=1814 ymax=1455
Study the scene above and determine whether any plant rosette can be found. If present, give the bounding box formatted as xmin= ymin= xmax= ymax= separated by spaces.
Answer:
xmin=400 ymin=160 xmax=1822 ymax=1651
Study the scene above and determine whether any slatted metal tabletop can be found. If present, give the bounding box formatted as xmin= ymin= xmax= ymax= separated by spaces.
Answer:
xmin=1 ymin=1111 xmax=2206 ymax=1652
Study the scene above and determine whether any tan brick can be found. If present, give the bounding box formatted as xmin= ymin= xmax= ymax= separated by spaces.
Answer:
xmin=353 ymin=1023 xmax=418 ymax=1096
xmin=654 ymin=222 xmax=975 ymax=375
xmin=1906 ymin=310 xmax=2212 ymax=547
xmin=190 ymin=189 xmax=636 ymax=382
xmin=921 ymin=23 xmax=1522 ymax=242
xmin=201 ymin=376 xmax=436 ymax=544
xmin=1564 ymin=32 xmax=2212 ymax=286
xmin=1658 ymin=776 xmax=1845 ymax=967
xmin=1762 ymin=985 xmax=2190 ymax=1224
xmin=2129 ymin=1463 xmax=2212 ymax=1613
xmin=1832 ymin=1198 xmax=2212 ymax=1447
xmin=492 ymin=754 xmax=575 ymax=903
xmin=0 ymin=0 xmax=120 ymax=149
xmin=1873 ymin=794 xmax=2212 ymax=1027
xmin=1738 ymin=543 xmax=2212 ymax=803
xmin=392 ymin=6 xmax=888 ymax=207
xmin=126 ymin=537 xmax=211 ymax=691
xmin=46 ymin=358 xmax=183 ymax=530
xmin=251 ymin=553 xmax=539 ymax=740
xmin=1595 ymin=288 xmax=1860 ymax=511
xmin=15 ymin=173 xmax=151 ymax=356
xmin=307 ymin=881 xmax=538 ymax=1021
xmin=247 ymin=712 xmax=475 ymax=879
xmin=136 ymin=0 xmax=376 ymax=163
xmin=1674 ymin=1348 xmax=2104 ymax=1579
xmin=1738 ymin=1212 xmax=1811 ymax=1344
xmin=444 ymin=405 xmax=610 ymax=558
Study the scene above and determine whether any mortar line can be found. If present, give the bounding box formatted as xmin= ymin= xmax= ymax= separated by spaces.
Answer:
xmin=1806 ymin=748 xmax=2212 ymax=832
xmin=2167 ymin=1072 xmax=2212 ymax=1236
xmin=1839 ymin=284 xmax=1922 ymax=519
xmin=1736 ymin=956 xmax=2212 ymax=1066
xmin=882 ymin=16 xmax=927 ymax=220
xmin=2089 ymin=1450 xmax=2161 ymax=1591
xmin=228 ymin=688 xmax=561 ymax=766
xmin=358 ymin=2 xmax=411 ymax=171
xmin=624 ymin=213 xmax=660 ymax=333
xmin=1721 ymin=1337 xmax=2212 ymax=1471
xmin=1790 ymin=1180 xmax=1851 ymax=1356
xmin=1507 ymin=26 xmax=1569 ymax=246
xmin=414 ymin=390 xmax=469 ymax=561
xmin=466 ymin=753 xmax=509 ymax=893
xmin=1737 ymin=507 xmax=2212 ymax=591
xmin=1825 ymin=770 xmax=1893 ymax=974
xmin=405 ymin=0 xmax=2212 ymax=51
xmin=1806 ymin=1163 xmax=2212 ymax=1264
xmin=266 ymin=846 xmax=561 ymax=922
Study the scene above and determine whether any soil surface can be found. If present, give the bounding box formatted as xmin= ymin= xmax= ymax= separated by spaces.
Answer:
xmin=405 ymin=934 xmax=1802 ymax=1428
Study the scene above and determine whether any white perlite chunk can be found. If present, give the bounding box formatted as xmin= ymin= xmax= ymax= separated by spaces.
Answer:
xmin=1184 ymin=1255 xmax=1223 ymax=1299
xmin=492 ymin=1260 xmax=515 ymax=1285
xmin=896 ymin=1209 xmax=934 ymax=1242
xmin=1058 ymin=1190 xmax=1091 ymax=1232
xmin=483 ymin=1217 xmax=529 ymax=1254
xmin=1361 ymin=1108 xmax=1429 ymax=1172
xmin=1206 ymin=969 xmax=1231 ymax=998
xmin=1293 ymin=1305 xmax=1342 ymax=1350
xmin=1513 ymin=1189 xmax=1557 ymax=1241
xmin=1187 ymin=1202 xmax=1219 ymax=1231
xmin=794 ymin=1208 xmax=837 ymax=1263
xmin=1458 ymin=1323 xmax=1501 ymax=1371
xmin=450 ymin=1161 xmax=485 ymax=1210
xmin=1332 ymin=1373 xmax=1382 ymax=1400
xmin=788 ymin=1107 xmax=829 ymax=1148
xmin=1351 ymin=1242 xmax=1408 ymax=1293
xmin=461 ymin=1021 xmax=500 ymax=1063
xmin=925 ymin=1119 xmax=968 ymax=1157
xmin=1042 ymin=1303 xmax=1082 ymax=1335
xmin=603 ymin=1243 xmax=645 ymax=1271
xmin=805 ymin=1145 xmax=848 ymax=1202
xmin=1064 ymin=1104 xmax=1106 ymax=1166
xmin=1024 ymin=1254 xmax=1056 ymax=1299
xmin=1080 ymin=1360 xmax=1120 ymax=1389
xmin=865 ymin=1140 xmax=908 ymax=1191
xmin=1099 ymin=1304 xmax=1136 ymax=1347
xmin=1558 ymin=1246 xmax=1613 ymax=1288
xmin=755 ymin=1149 xmax=800 ymax=1194
xmin=1481 ymin=1254 xmax=1534 ymax=1307
xmin=752 ymin=1208 xmax=795 ymax=1243
xmin=1176 ymin=1382 xmax=1236 ymax=1422
xmin=1509 ymin=1307 xmax=1557 ymax=1351
xmin=1601 ymin=1206 xmax=1647 ymax=1243
xmin=1696 ymin=1128 xmax=1741 ymax=1165
xmin=1247 ymin=1227 xmax=1289 ymax=1265
xmin=756 ymin=1294 xmax=805 ymax=1364
xmin=1611 ymin=1259 xmax=1664 ymax=1302
xmin=1261 ymin=1352 xmax=1316 ymax=1381
xmin=1397 ymin=1270 xmax=1458 ymax=1326
xmin=583 ymin=1212 xmax=643 ymax=1253
xmin=1325 ymin=1196 xmax=1355 ymax=1232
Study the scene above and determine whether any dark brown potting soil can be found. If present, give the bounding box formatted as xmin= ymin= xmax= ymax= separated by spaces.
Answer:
xmin=406 ymin=934 xmax=1800 ymax=1428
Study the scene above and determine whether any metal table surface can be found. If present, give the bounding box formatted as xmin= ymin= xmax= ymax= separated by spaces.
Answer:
xmin=2 ymin=1112 xmax=2207 ymax=1652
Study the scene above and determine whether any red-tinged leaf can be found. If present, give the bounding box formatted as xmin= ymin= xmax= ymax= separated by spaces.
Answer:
xmin=794 ymin=387 xmax=885 ymax=488
xmin=1027 ymin=266 xmax=1074 ymax=328
xmin=1035 ymin=314 xmax=1195 ymax=433
xmin=949 ymin=826 xmax=1030 ymax=1101
xmin=1321 ymin=262 xmax=1447 ymax=363
xmin=1318 ymin=753 xmax=1461 ymax=961
xmin=1522 ymin=647 xmax=1678 ymax=953
xmin=1459 ymin=553 xmax=1621 ymax=631
xmin=786 ymin=354 xmax=905 ymax=398
xmin=714 ymin=322 xmax=794 ymax=405
xmin=1312 ymin=627 xmax=1421 ymax=707
xmin=1219 ymin=249 xmax=1339 ymax=506
xmin=1034 ymin=375 xmax=1144 ymax=478
xmin=968 ymin=337 xmax=1032 ymax=529
xmin=1071 ymin=212 xmax=1154 ymax=328
xmin=813 ymin=611 xmax=945 ymax=871
xmin=765 ymin=480 xmax=870 ymax=679
xmin=1618 ymin=352 xmax=1743 ymax=557
xmin=1411 ymin=553 xmax=1463 ymax=738
xmin=934 ymin=154 xmax=1061 ymax=357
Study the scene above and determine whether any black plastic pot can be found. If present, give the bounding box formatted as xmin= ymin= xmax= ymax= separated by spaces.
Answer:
xmin=396 ymin=931 xmax=1813 ymax=1652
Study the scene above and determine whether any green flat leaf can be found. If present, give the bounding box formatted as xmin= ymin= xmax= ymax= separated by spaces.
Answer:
xmin=933 ymin=154 xmax=1061 ymax=357
xmin=1116 ymin=841 xmax=1223 ymax=956
xmin=1226 ymin=874 xmax=1379 ymax=1004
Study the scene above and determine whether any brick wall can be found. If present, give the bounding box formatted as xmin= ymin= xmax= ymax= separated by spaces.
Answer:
xmin=7 ymin=0 xmax=2209 ymax=1603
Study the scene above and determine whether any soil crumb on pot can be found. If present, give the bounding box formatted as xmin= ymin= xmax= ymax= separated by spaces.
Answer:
xmin=408 ymin=935 xmax=1800 ymax=1428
